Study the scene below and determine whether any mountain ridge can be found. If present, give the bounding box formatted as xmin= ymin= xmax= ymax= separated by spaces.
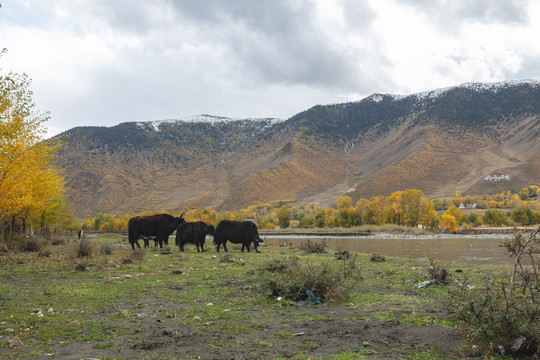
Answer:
xmin=54 ymin=80 xmax=540 ymax=218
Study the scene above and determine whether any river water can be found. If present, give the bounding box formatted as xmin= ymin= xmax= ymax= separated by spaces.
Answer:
xmin=263 ymin=233 xmax=517 ymax=265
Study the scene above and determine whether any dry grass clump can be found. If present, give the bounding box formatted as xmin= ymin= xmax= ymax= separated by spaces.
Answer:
xmin=299 ymin=239 xmax=327 ymax=254
xmin=370 ymin=253 xmax=386 ymax=262
xmin=75 ymin=240 xmax=95 ymax=257
xmin=259 ymin=256 xmax=361 ymax=303
xmin=20 ymin=237 xmax=45 ymax=252
xmin=51 ymin=238 xmax=66 ymax=246
xmin=426 ymin=259 xmax=450 ymax=284
xmin=99 ymin=243 xmax=114 ymax=255
xmin=38 ymin=248 xmax=52 ymax=257
xmin=120 ymin=247 xmax=145 ymax=263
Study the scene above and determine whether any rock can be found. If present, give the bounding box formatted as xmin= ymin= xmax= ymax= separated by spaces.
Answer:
xmin=47 ymin=308 xmax=54 ymax=313
xmin=4 ymin=328 xmax=14 ymax=333
xmin=413 ymin=280 xmax=436 ymax=288
xmin=8 ymin=337 xmax=23 ymax=347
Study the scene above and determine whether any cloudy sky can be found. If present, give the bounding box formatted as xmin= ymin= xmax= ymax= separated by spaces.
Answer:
xmin=1 ymin=0 xmax=539 ymax=136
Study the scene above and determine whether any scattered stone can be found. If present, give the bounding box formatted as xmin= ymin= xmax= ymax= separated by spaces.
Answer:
xmin=220 ymin=254 xmax=235 ymax=263
xmin=414 ymin=280 xmax=436 ymax=288
xmin=206 ymin=303 xmax=214 ymax=306
xmin=124 ymin=275 xmax=133 ymax=279
xmin=4 ymin=328 xmax=14 ymax=333
xmin=193 ymin=316 xmax=202 ymax=322
xmin=47 ymin=308 xmax=54 ymax=313
xmin=8 ymin=337 xmax=23 ymax=347
xmin=36 ymin=311 xmax=44 ymax=317
xmin=171 ymin=270 xmax=183 ymax=275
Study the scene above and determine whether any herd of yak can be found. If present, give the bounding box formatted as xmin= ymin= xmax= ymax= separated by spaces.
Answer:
xmin=127 ymin=213 xmax=264 ymax=253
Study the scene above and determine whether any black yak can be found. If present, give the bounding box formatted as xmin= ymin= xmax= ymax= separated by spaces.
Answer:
xmin=175 ymin=221 xmax=215 ymax=252
xmin=213 ymin=220 xmax=263 ymax=253
xmin=128 ymin=212 xmax=185 ymax=249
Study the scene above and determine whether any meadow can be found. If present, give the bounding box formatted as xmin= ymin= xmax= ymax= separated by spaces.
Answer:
xmin=0 ymin=233 xmax=515 ymax=359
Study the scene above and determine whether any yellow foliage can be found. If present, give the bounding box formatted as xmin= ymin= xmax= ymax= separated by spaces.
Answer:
xmin=441 ymin=214 xmax=457 ymax=233
xmin=0 ymin=68 xmax=65 ymax=225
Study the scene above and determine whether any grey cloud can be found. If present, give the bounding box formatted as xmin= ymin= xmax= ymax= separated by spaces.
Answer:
xmin=170 ymin=0 xmax=365 ymax=90
xmin=340 ymin=0 xmax=375 ymax=31
xmin=400 ymin=0 xmax=529 ymax=27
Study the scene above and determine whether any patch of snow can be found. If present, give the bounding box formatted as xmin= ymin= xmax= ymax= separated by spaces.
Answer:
xmin=368 ymin=94 xmax=384 ymax=103
xmin=137 ymin=114 xmax=284 ymax=132
xmin=346 ymin=188 xmax=356 ymax=193
xmin=359 ymin=80 xmax=540 ymax=104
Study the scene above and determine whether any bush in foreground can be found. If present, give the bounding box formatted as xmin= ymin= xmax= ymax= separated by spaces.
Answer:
xmin=444 ymin=230 xmax=540 ymax=356
xmin=259 ymin=256 xmax=361 ymax=303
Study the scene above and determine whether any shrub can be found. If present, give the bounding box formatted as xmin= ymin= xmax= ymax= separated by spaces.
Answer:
xmin=444 ymin=230 xmax=540 ymax=356
xmin=51 ymin=238 xmax=66 ymax=246
xmin=259 ymin=256 xmax=361 ymax=303
xmin=75 ymin=240 xmax=95 ymax=257
xmin=121 ymin=248 xmax=145 ymax=263
xmin=99 ymin=243 xmax=114 ymax=255
xmin=370 ymin=253 xmax=385 ymax=262
xmin=38 ymin=248 xmax=52 ymax=257
xmin=426 ymin=259 xmax=450 ymax=285
xmin=20 ymin=237 xmax=44 ymax=252
xmin=299 ymin=239 xmax=327 ymax=253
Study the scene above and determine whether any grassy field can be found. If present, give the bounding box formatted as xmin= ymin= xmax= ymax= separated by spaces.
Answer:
xmin=0 ymin=233 xmax=512 ymax=359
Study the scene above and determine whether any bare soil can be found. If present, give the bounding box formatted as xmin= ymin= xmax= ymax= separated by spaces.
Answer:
xmin=3 ymin=298 xmax=465 ymax=360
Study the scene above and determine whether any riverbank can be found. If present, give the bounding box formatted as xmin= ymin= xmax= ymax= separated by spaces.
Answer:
xmin=260 ymin=225 xmax=537 ymax=237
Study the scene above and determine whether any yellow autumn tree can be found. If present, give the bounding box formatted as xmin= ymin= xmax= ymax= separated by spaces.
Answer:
xmin=1 ymin=55 xmax=65 ymax=239
xmin=441 ymin=213 xmax=458 ymax=233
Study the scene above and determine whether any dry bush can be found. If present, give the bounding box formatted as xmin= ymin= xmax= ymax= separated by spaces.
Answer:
xmin=445 ymin=230 xmax=540 ymax=356
xmin=99 ymin=243 xmax=114 ymax=255
xmin=75 ymin=262 xmax=88 ymax=271
xmin=299 ymin=239 xmax=327 ymax=254
xmin=20 ymin=237 xmax=44 ymax=252
xmin=260 ymin=255 xmax=361 ymax=303
xmin=426 ymin=259 xmax=450 ymax=285
xmin=120 ymin=247 xmax=145 ymax=263
xmin=38 ymin=248 xmax=52 ymax=257
xmin=50 ymin=238 xmax=66 ymax=246
xmin=370 ymin=253 xmax=386 ymax=262
xmin=75 ymin=240 xmax=95 ymax=257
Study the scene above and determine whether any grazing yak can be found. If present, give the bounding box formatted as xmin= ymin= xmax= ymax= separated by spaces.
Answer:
xmin=128 ymin=212 xmax=185 ymax=249
xmin=175 ymin=221 xmax=215 ymax=252
xmin=213 ymin=220 xmax=264 ymax=253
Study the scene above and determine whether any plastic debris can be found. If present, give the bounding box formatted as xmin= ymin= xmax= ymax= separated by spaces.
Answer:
xmin=300 ymin=290 xmax=320 ymax=305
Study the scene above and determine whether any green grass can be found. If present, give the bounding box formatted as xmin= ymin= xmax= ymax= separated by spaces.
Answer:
xmin=0 ymin=234 xmax=513 ymax=359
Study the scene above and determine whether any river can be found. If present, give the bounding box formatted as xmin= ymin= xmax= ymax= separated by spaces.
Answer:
xmin=263 ymin=233 xmax=517 ymax=265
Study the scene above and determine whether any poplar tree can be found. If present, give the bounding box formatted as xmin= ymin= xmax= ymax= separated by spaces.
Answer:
xmin=0 ymin=50 xmax=65 ymax=239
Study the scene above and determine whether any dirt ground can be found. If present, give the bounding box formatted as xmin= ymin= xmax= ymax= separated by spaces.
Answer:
xmin=3 ymin=301 xmax=465 ymax=360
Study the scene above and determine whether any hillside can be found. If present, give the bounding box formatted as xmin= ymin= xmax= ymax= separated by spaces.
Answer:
xmin=55 ymin=81 xmax=540 ymax=218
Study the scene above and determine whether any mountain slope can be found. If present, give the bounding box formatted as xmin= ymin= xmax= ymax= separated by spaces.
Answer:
xmin=55 ymin=81 xmax=540 ymax=218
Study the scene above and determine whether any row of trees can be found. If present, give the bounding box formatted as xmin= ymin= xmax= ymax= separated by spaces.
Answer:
xmin=80 ymin=187 xmax=540 ymax=235
xmin=0 ymin=49 xmax=72 ymax=242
